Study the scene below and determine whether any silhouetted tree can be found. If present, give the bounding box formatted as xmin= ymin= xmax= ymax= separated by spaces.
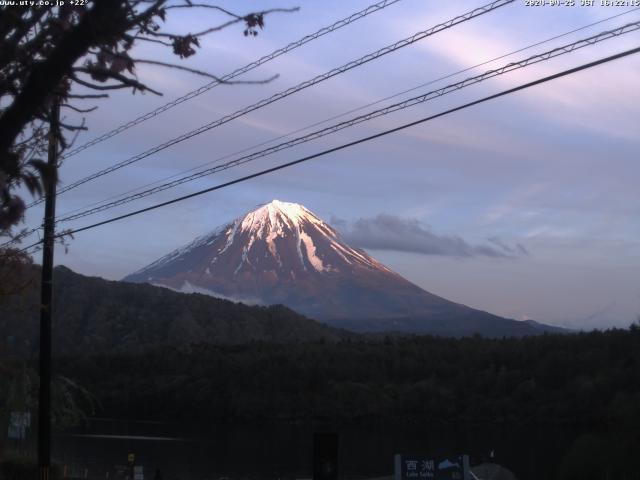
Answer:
xmin=0 ymin=1 xmax=297 ymax=234
xmin=0 ymin=247 xmax=33 ymax=296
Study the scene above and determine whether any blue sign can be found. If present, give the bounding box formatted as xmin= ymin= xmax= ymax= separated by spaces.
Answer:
xmin=394 ymin=454 xmax=469 ymax=480
xmin=7 ymin=412 xmax=30 ymax=440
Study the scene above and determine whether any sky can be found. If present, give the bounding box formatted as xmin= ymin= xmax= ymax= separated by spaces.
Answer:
xmin=19 ymin=0 xmax=640 ymax=330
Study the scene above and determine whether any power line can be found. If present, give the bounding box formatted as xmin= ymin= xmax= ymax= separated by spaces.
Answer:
xmin=6 ymin=10 xmax=637 ymax=249
xmin=54 ymin=21 xmax=640 ymax=224
xmin=54 ymin=7 xmax=640 ymax=221
xmin=17 ymin=44 xmax=638 ymax=254
xmin=59 ymin=0 xmax=405 ymax=162
xmin=28 ymin=0 xmax=515 ymax=208
xmin=1 ymin=226 xmax=41 ymax=248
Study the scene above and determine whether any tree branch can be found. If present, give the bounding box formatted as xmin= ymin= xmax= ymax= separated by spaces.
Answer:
xmin=164 ymin=3 xmax=241 ymax=18
xmin=66 ymin=93 xmax=110 ymax=99
xmin=134 ymin=59 xmax=279 ymax=84
xmin=0 ymin=0 xmax=126 ymax=156
xmin=0 ymin=0 xmax=299 ymax=233
xmin=62 ymin=103 xmax=98 ymax=114
xmin=73 ymin=67 xmax=163 ymax=95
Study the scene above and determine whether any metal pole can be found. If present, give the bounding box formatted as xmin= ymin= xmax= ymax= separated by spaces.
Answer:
xmin=39 ymin=96 xmax=59 ymax=480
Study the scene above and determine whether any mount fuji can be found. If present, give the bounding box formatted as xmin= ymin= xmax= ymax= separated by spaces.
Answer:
xmin=124 ymin=200 xmax=561 ymax=336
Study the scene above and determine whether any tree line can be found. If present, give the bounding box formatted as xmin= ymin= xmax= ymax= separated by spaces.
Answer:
xmin=50 ymin=326 xmax=640 ymax=428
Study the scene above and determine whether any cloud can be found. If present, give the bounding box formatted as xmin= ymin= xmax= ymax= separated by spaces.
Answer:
xmin=413 ymin=20 xmax=640 ymax=141
xmin=333 ymin=214 xmax=527 ymax=258
xmin=488 ymin=236 xmax=530 ymax=257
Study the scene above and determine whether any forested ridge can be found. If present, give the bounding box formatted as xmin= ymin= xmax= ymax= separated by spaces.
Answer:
xmin=47 ymin=327 xmax=640 ymax=479
xmin=0 ymin=265 xmax=349 ymax=357
xmin=52 ymin=327 xmax=640 ymax=428
xmin=2 ymin=316 xmax=640 ymax=479
xmin=2 ymin=262 xmax=639 ymax=479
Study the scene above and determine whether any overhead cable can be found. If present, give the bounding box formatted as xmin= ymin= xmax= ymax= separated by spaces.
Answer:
xmin=28 ymin=0 xmax=515 ymax=208
xmin=16 ymin=44 xmax=638 ymax=254
xmin=55 ymin=7 xmax=639 ymax=220
xmin=59 ymin=0 xmax=406 ymax=161
xmin=55 ymin=21 xmax=640 ymax=224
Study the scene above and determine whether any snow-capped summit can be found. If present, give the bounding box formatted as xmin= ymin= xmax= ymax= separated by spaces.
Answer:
xmin=128 ymin=200 xmax=392 ymax=282
xmin=124 ymin=201 xmax=548 ymax=335
xmin=241 ymin=199 xmax=318 ymax=233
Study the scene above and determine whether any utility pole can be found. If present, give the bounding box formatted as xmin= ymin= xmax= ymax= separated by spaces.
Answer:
xmin=39 ymin=96 xmax=59 ymax=480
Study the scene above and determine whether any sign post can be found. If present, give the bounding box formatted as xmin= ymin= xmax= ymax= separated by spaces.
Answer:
xmin=394 ymin=454 xmax=470 ymax=480
xmin=7 ymin=412 xmax=31 ymax=440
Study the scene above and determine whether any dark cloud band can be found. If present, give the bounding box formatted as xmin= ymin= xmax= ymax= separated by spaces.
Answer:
xmin=333 ymin=214 xmax=528 ymax=258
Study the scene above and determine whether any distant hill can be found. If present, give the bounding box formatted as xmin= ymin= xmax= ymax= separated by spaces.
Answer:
xmin=124 ymin=199 xmax=564 ymax=337
xmin=0 ymin=265 xmax=349 ymax=357
xmin=326 ymin=314 xmax=567 ymax=337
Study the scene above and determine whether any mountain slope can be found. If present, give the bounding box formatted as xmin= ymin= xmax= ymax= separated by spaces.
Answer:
xmin=124 ymin=200 xmax=561 ymax=336
xmin=0 ymin=265 xmax=349 ymax=356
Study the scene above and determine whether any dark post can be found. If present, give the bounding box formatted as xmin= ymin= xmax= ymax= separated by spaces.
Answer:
xmin=39 ymin=96 xmax=60 ymax=480
xmin=313 ymin=432 xmax=339 ymax=480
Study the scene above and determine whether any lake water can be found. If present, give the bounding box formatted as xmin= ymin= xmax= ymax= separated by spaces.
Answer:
xmin=50 ymin=419 xmax=588 ymax=480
